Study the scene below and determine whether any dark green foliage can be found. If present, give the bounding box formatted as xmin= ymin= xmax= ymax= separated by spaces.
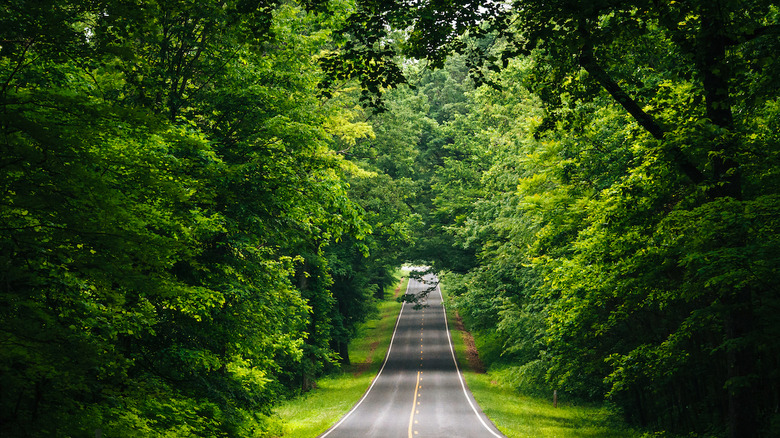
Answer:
xmin=360 ymin=2 xmax=780 ymax=437
xmin=3 ymin=0 xmax=779 ymax=437
xmin=0 ymin=1 xmax=407 ymax=436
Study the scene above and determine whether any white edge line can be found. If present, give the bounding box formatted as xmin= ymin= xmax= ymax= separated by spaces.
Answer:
xmin=318 ymin=276 xmax=412 ymax=437
xmin=438 ymin=282 xmax=505 ymax=438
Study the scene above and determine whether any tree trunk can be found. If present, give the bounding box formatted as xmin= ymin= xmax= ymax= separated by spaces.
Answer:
xmin=338 ymin=341 xmax=350 ymax=365
xmin=374 ymin=281 xmax=384 ymax=300
xmin=297 ymin=259 xmax=317 ymax=393
xmin=698 ymin=7 xmax=757 ymax=437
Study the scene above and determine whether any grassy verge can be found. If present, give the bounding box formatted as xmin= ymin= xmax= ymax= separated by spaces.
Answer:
xmin=273 ymin=270 xmax=408 ymax=437
xmin=439 ymin=280 xmax=644 ymax=438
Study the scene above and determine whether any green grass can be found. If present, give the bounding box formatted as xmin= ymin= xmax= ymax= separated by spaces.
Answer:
xmin=273 ymin=271 xmax=408 ymax=437
xmin=439 ymin=281 xmax=645 ymax=438
xmin=277 ymin=272 xmax=643 ymax=438
xmin=462 ymin=374 xmax=642 ymax=438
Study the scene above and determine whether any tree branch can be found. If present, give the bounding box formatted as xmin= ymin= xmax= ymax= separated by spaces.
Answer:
xmin=578 ymin=41 xmax=705 ymax=184
xmin=725 ymin=24 xmax=780 ymax=46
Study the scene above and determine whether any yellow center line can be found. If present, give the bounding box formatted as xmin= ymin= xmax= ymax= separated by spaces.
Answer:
xmin=408 ymin=370 xmax=421 ymax=438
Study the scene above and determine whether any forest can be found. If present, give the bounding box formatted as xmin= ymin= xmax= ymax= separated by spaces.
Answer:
xmin=1 ymin=0 xmax=778 ymax=437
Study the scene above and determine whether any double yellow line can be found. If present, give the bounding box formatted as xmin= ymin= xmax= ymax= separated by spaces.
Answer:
xmin=408 ymin=370 xmax=422 ymax=437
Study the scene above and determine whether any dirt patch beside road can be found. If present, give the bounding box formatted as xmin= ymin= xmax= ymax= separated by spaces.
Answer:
xmin=453 ymin=311 xmax=486 ymax=374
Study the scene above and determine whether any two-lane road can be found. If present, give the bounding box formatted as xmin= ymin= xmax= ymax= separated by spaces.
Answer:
xmin=319 ymin=274 xmax=505 ymax=438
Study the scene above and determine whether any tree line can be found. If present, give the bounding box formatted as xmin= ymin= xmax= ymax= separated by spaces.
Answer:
xmin=348 ymin=1 xmax=779 ymax=437
xmin=2 ymin=1 xmax=779 ymax=437
xmin=1 ymin=1 xmax=412 ymax=435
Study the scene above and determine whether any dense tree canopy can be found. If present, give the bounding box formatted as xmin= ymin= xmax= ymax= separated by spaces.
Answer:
xmin=341 ymin=1 xmax=779 ymax=437
xmin=0 ymin=1 xmax=412 ymax=435
xmin=1 ymin=0 xmax=778 ymax=437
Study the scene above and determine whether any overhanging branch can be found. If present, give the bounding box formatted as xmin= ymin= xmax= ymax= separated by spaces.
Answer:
xmin=578 ymin=42 xmax=705 ymax=184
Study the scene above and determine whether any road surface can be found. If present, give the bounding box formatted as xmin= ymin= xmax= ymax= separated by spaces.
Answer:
xmin=319 ymin=273 xmax=506 ymax=438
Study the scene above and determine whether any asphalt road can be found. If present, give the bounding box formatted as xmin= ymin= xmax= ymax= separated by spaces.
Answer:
xmin=319 ymin=273 xmax=506 ymax=438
